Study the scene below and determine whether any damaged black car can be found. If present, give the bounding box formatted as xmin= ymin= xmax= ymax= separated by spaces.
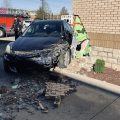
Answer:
xmin=3 ymin=20 xmax=73 ymax=72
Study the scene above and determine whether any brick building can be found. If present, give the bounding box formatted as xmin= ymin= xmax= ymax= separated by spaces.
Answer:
xmin=73 ymin=0 xmax=120 ymax=70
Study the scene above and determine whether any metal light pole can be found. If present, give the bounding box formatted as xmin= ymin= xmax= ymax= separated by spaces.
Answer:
xmin=40 ymin=0 xmax=44 ymax=20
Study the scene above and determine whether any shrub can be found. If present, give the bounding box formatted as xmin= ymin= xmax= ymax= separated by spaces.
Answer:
xmin=93 ymin=59 xmax=105 ymax=73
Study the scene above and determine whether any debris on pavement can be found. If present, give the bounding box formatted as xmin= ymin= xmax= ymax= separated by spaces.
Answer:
xmin=45 ymin=82 xmax=77 ymax=107
xmin=45 ymin=82 xmax=76 ymax=98
xmin=11 ymin=85 xmax=19 ymax=89
xmin=0 ymin=113 xmax=15 ymax=120
xmin=0 ymin=72 xmax=78 ymax=118
xmin=0 ymin=86 xmax=9 ymax=94
xmin=54 ymin=96 xmax=61 ymax=107
xmin=38 ymin=101 xmax=48 ymax=113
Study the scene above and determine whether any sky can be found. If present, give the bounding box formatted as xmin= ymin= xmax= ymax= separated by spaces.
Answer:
xmin=0 ymin=0 xmax=72 ymax=14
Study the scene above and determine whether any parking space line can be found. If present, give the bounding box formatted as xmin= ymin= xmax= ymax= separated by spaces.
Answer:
xmin=89 ymin=96 xmax=120 ymax=120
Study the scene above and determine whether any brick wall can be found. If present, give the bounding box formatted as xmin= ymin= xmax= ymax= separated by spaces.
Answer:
xmin=73 ymin=0 xmax=120 ymax=71
xmin=73 ymin=0 xmax=120 ymax=34
xmin=73 ymin=0 xmax=120 ymax=49
xmin=88 ymin=46 xmax=120 ymax=71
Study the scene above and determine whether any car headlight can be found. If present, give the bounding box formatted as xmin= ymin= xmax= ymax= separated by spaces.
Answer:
xmin=5 ymin=44 xmax=11 ymax=54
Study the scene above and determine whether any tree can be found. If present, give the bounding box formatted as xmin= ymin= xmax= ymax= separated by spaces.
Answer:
xmin=35 ymin=7 xmax=44 ymax=20
xmin=35 ymin=0 xmax=52 ymax=20
xmin=59 ymin=7 xmax=69 ymax=15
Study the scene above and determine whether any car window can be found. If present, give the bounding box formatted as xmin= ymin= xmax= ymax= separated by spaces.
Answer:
xmin=22 ymin=21 xmax=62 ymax=37
xmin=23 ymin=25 xmax=35 ymax=35
xmin=66 ymin=22 xmax=73 ymax=33
xmin=64 ymin=21 xmax=73 ymax=34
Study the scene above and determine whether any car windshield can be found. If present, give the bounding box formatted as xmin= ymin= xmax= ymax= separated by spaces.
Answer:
xmin=22 ymin=21 xmax=62 ymax=37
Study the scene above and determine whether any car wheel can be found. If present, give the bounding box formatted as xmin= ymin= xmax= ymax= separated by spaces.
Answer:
xmin=0 ymin=28 xmax=5 ymax=37
xmin=58 ymin=49 xmax=71 ymax=68
xmin=3 ymin=60 xmax=11 ymax=73
xmin=44 ymin=67 xmax=50 ymax=71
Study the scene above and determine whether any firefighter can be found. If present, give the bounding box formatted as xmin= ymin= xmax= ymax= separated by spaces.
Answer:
xmin=12 ymin=16 xmax=22 ymax=40
xmin=72 ymin=15 xmax=91 ymax=58
xmin=18 ymin=21 xmax=23 ymax=35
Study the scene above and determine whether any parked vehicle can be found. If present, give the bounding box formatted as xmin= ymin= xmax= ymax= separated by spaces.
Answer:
xmin=3 ymin=20 xmax=73 ymax=72
xmin=0 ymin=14 xmax=30 ymax=37
xmin=23 ymin=20 xmax=32 ymax=28
xmin=22 ymin=20 xmax=32 ymax=32
xmin=0 ymin=14 xmax=15 ymax=37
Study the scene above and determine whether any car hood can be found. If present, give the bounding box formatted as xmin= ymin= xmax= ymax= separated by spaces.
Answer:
xmin=12 ymin=36 xmax=62 ymax=51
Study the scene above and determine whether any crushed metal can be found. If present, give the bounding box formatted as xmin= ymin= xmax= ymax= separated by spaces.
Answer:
xmin=11 ymin=43 xmax=69 ymax=68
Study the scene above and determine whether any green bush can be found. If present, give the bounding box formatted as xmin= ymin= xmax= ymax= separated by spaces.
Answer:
xmin=93 ymin=59 xmax=105 ymax=73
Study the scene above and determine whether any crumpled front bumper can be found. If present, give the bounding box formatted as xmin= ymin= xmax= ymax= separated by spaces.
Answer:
xmin=3 ymin=43 xmax=69 ymax=70
xmin=4 ymin=53 xmax=56 ymax=70
xmin=30 ymin=56 xmax=56 ymax=67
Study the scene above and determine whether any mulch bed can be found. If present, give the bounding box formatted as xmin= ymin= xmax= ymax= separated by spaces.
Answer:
xmin=64 ymin=59 xmax=120 ymax=86
xmin=80 ymin=68 xmax=120 ymax=86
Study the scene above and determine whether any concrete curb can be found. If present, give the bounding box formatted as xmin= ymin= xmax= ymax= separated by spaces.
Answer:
xmin=55 ymin=69 xmax=120 ymax=95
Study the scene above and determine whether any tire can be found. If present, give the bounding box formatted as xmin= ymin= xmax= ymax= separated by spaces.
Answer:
xmin=58 ymin=49 xmax=71 ymax=68
xmin=43 ymin=67 xmax=50 ymax=72
xmin=0 ymin=28 xmax=5 ymax=37
xmin=3 ymin=60 xmax=11 ymax=73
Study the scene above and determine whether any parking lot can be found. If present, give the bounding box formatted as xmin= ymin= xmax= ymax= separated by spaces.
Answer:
xmin=0 ymin=38 xmax=120 ymax=120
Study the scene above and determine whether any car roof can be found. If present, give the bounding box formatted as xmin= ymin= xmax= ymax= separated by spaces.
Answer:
xmin=33 ymin=20 xmax=64 ymax=24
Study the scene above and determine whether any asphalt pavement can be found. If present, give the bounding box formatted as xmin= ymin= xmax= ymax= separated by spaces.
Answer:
xmin=0 ymin=56 xmax=120 ymax=120
xmin=0 ymin=37 xmax=120 ymax=120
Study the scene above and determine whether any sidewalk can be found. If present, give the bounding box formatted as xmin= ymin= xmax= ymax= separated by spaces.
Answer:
xmin=0 ymin=36 xmax=15 ymax=42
